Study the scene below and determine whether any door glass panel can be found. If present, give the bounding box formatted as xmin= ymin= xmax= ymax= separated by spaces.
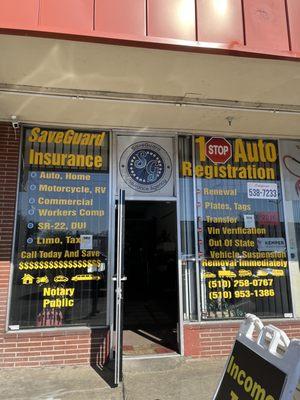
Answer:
xmin=178 ymin=136 xmax=198 ymax=320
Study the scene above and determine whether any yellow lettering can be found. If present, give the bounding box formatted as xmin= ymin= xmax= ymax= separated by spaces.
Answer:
xmin=43 ymin=287 xmax=51 ymax=296
xmin=94 ymin=155 xmax=102 ymax=168
xmin=87 ymin=133 xmax=95 ymax=145
xmin=195 ymin=164 xmax=204 ymax=177
xmin=47 ymin=131 xmax=57 ymax=143
xmin=234 ymin=139 xmax=247 ymax=162
xmin=251 ymin=382 xmax=266 ymax=400
xmin=43 ymin=153 xmax=52 ymax=165
xmin=246 ymin=142 xmax=259 ymax=162
xmin=43 ymin=299 xmax=51 ymax=308
xmin=230 ymin=391 xmax=239 ymax=400
xmin=244 ymin=376 xmax=253 ymax=393
xmin=54 ymin=132 xmax=64 ymax=143
xmin=28 ymin=127 xmax=40 ymax=142
xmin=95 ymin=132 xmax=106 ymax=146
xmin=237 ymin=370 xmax=246 ymax=385
xmin=29 ymin=149 xmax=35 ymax=164
xmin=81 ymin=133 xmax=91 ymax=145
xmin=265 ymin=143 xmax=277 ymax=162
xmin=27 ymin=128 xmax=107 ymax=147
xmin=195 ymin=136 xmax=206 ymax=162
xmin=227 ymin=356 xmax=234 ymax=373
xmin=85 ymin=155 xmax=93 ymax=167
xmin=256 ymin=140 xmax=266 ymax=162
xmin=181 ymin=161 xmax=192 ymax=176
xmin=230 ymin=363 xmax=240 ymax=380
xmin=64 ymin=129 xmax=75 ymax=144
xmin=39 ymin=130 xmax=48 ymax=143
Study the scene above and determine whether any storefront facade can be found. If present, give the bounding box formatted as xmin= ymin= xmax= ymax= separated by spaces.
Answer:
xmin=1 ymin=0 xmax=300 ymax=368
xmin=1 ymin=121 xmax=300 ymax=367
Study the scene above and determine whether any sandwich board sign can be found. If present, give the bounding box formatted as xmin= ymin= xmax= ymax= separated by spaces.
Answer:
xmin=213 ymin=314 xmax=300 ymax=400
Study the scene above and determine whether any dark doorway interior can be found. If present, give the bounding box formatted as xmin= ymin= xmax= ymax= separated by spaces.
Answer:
xmin=123 ymin=201 xmax=178 ymax=355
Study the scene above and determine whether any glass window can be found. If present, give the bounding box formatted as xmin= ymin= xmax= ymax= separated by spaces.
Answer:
xmin=280 ymin=139 xmax=300 ymax=318
xmin=9 ymin=126 xmax=110 ymax=329
xmin=179 ymin=135 xmax=293 ymax=321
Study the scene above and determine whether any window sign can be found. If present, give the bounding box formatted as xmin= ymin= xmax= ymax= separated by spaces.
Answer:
xmin=117 ymin=136 xmax=174 ymax=197
xmin=9 ymin=127 xmax=110 ymax=329
xmin=179 ymin=136 xmax=292 ymax=320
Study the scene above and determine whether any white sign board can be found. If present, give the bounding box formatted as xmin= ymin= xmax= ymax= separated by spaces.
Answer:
xmin=244 ymin=214 xmax=256 ymax=228
xmin=257 ymin=237 xmax=286 ymax=252
xmin=247 ymin=182 xmax=278 ymax=200
xmin=80 ymin=235 xmax=93 ymax=250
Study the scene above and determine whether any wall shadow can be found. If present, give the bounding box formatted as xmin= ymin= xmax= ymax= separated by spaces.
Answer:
xmin=90 ymin=328 xmax=117 ymax=388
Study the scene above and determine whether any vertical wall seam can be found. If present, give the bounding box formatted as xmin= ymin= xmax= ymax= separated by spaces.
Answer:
xmin=93 ymin=0 xmax=96 ymax=31
xmin=241 ymin=0 xmax=247 ymax=46
xmin=145 ymin=0 xmax=149 ymax=37
xmin=194 ymin=0 xmax=198 ymax=42
xmin=37 ymin=0 xmax=42 ymax=26
xmin=284 ymin=0 xmax=292 ymax=51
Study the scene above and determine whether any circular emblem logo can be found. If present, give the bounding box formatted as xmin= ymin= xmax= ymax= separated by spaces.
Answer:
xmin=119 ymin=141 xmax=172 ymax=193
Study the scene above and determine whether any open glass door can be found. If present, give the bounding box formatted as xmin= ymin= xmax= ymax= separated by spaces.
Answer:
xmin=114 ymin=190 xmax=126 ymax=385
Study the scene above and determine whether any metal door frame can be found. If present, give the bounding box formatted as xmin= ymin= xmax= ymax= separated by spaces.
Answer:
xmin=109 ymin=131 xmax=184 ymax=356
xmin=114 ymin=189 xmax=126 ymax=385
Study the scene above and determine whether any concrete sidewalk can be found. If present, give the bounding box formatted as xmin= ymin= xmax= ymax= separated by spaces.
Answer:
xmin=0 ymin=356 xmax=225 ymax=400
xmin=123 ymin=356 xmax=225 ymax=400
xmin=0 ymin=357 xmax=225 ymax=400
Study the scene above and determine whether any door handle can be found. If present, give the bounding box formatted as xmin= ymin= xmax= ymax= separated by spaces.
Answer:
xmin=112 ymin=275 xmax=127 ymax=281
